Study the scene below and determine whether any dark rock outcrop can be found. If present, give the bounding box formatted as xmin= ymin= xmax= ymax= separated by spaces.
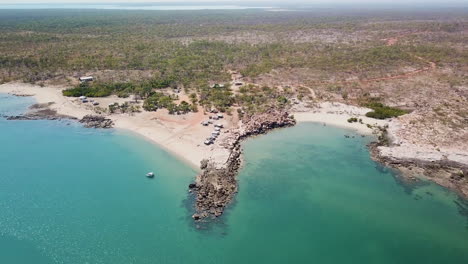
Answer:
xmin=369 ymin=141 xmax=468 ymax=198
xmin=4 ymin=100 xmax=113 ymax=130
xmin=29 ymin=102 xmax=55 ymax=109
xmin=79 ymin=115 xmax=114 ymax=129
xmin=190 ymin=109 xmax=296 ymax=220
xmin=239 ymin=109 xmax=297 ymax=140
xmin=6 ymin=108 xmax=76 ymax=121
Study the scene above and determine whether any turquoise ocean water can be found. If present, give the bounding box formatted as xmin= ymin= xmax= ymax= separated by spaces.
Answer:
xmin=1 ymin=94 xmax=467 ymax=263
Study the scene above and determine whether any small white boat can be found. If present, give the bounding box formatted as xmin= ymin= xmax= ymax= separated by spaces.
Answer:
xmin=146 ymin=172 xmax=155 ymax=178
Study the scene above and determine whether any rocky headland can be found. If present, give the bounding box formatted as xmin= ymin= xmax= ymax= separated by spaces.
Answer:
xmin=190 ymin=109 xmax=296 ymax=220
xmin=370 ymin=127 xmax=468 ymax=197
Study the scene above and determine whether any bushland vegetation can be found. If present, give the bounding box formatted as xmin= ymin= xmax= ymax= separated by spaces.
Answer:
xmin=1 ymin=9 xmax=465 ymax=83
xmin=1 ymin=8 xmax=466 ymax=115
xmin=363 ymin=102 xmax=408 ymax=119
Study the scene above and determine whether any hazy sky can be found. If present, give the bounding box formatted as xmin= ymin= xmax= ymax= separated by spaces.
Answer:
xmin=0 ymin=0 xmax=466 ymax=4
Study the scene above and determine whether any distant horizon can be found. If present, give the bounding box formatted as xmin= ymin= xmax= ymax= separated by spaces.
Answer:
xmin=0 ymin=1 xmax=467 ymax=9
xmin=0 ymin=0 xmax=467 ymax=6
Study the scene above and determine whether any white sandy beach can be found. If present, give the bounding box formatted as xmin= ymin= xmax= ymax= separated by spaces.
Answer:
xmin=293 ymin=102 xmax=468 ymax=166
xmin=3 ymin=82 xmax=466 ymax=170
xmin=0 ymin=82 xmax=232 ymax=170
xmin=3 ymin=83 xmax=391 ymax=169
xmin=293 ymin=102 xmax=390 ymax=135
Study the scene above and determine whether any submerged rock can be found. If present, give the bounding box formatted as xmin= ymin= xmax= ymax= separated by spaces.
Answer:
xmin=6 ymin=108 xmax=76 ymax=121
xmin=370 ymin=141 xmax=468 ymax=198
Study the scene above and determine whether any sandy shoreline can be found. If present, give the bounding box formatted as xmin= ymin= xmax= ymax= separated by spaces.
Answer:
xmin=293 ymin=102 xmax=389 ymax=135
xmin=2 ymin=82 xmax=467 ymax=198
xmin=0 ymin=82 xmax=232 ymax=170
xmin=2 ymin=82 xmax=467 ymax=175
xmin=293 ymin=103 xmax=468 ymax=196
xmin=0 ymin=83 xmax=392 ymax=169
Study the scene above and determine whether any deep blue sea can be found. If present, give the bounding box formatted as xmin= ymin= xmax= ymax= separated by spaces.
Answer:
xmin=1 ymin=93 xmax=468 ymax=263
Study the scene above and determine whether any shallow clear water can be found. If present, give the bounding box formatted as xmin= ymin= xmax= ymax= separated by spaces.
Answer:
xmin=1 ymin=94 xmax=467 ymax=263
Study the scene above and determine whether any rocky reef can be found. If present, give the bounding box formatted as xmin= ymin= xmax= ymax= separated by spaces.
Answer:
xmin=79 ymin=115 xmax=114 ymax=129
xmin=370 ymin=128 xmax=468 ymax=198
xmin=5 ymin=102 xmax=76 ymax=121
xmin=190 ymin=109 xmax=296 ymax=220
xmin=5 ymin=101 xmax=113 ymax=129
xmin=190 ymin=146 xmax=242 ymax=220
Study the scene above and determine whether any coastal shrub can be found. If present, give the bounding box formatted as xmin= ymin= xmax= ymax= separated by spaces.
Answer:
xmin=147 ymin=78 xmax=175 ymax=89
xmin=62 ymin=83 xmax=113 ymax=97
xmin=62 ymin=87 xmax=83 ymax=97
xmin=233 ymin=85 xmax=291 ymax=114
xmin=116 ymin=90 xmax=130 ymax=98
xmin=189 ymin=93 xmax=198 ymax=105
xmin=237 ymin=108 xmax=244 ymax=119
xmin=143 ymin=93 xmax=194 ymax=114
xmin=108 ymin=102 xmax=141 ymax=114
xmin=62 ymin=79 xmax=176 ymax=98
xmin=199 ymin=86 xmax=234 ymax=112
xmin=177 ymin=101 xmax=192 ymax=114
xmin=108 ymin=103 xmax=119 ymax=114
xmin=143 ymin=92 xmax=168 ymax=111
xmin=277 ymin=96 xmax=288 ymax=105
xmin=347 ymin=117 xmax=358 ymax=123
xmin=62 ymin=86 xmax=113 ymax=97
xmin=166 ymin=102 xmax=178 ymax=114
xmin=364 ymin=102 xmax=408 ymax=119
